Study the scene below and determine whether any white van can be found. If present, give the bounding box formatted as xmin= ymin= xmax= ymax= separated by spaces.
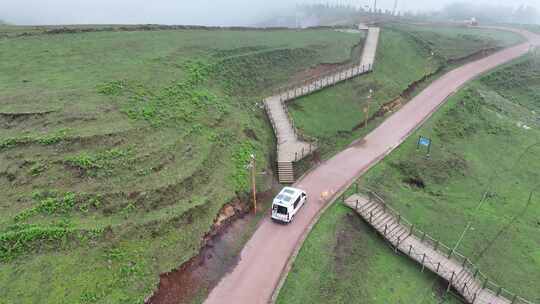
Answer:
xmin=271 ymin=187 xmax=307 ymax=223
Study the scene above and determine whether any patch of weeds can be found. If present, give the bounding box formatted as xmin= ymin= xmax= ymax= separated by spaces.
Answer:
xmin=0 ymin=136 xmax=32 ymax=150
xmin=231 ymin=141 xmax=256 ymax=192
xmin=66 ymin=153 xmax=101 ymax=170
xmin=434 ymin=89 xmax=487 ymax=141
xmin=97 ymin=80 xmax=127 ymax=96
xmin=182 ymin=60 xmax=212 ymax=84
xmin=118 ymin=261 xmax=144 ymax=281
xmin=14 ymin=191 xmax=103 ymax=222
xmin=29 ymin=161 xmax=48 ymax=176
xmin=0 ymin=221 xmax=102 ymax=261
xmin=0 ymin=129 xmax=70 ymax=151
xmin=104 ymin=248 xmax=128 ymax=261
xmin=64 ymin=147 xmax=133 ymax=175
xmin=14 ymin=192 xmax=77 ymax=221
xmin=390 ymin=152 xmax=468 ymax=189
xmin=135 ymin=168 xmax=152 ymax=176
xmin=36 ymin=128 xmax=70 ymax=145
xmin=211 ymin=47 xmax=318 ymax=95
xmin=0 ymin=225 xmax=72 ymax=261
xmin=121 ymin=202 xmax=136 ymax=218
xmin=80 ymin=291 xmax=99 ymax=304
xmin=116 ymin=59 xmax=232 ymax=128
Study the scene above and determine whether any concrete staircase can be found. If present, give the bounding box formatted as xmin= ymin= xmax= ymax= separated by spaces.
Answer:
xmin=264 ymin=26 xmax=380 ymax=184
xmin=277 ymin=162 xmax=295 ymax=184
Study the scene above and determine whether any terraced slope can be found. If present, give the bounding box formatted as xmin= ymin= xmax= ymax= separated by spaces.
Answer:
xmin=0 ymin=28 xmax=362 ymax=304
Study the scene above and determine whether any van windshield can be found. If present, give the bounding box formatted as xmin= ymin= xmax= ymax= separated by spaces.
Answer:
xmin=274 ymin=205 xmax=288 ymax=215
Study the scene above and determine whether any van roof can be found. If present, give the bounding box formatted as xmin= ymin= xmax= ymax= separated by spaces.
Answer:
xmin=273 ymin=187 xmax=304 ymax=206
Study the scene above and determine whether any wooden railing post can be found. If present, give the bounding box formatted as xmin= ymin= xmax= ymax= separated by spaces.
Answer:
xmin=436 ymin=262 xmax=441 ymax=273
xmin=355 ymin=199 xmax=359 ymax=209
xmin=369 ymin=211 xmax=373 ymax=223
xmin=408 ymin=245 xmax=412 ymax=255
xmin=462 ymin=282 xmax=467 ymax=293
xmin=421 ymin=253 xmax=426 ymax=272
xmin=384 ymin=224 xmax=388 ymax=236
xmin=447 ymin=272 xmax=455 ymax=292
xmin=496 ymin=286 xmax=502 ymax=296
xmin=511 ymin=295 xmax=517 ymax=304
xmin=421 ymin=231 xmax=426 ymax=242
xmin=409 ymin=225 xmax=414 ymax=237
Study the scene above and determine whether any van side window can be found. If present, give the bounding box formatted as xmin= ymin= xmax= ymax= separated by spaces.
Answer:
xmin=293 ymin=196 xmax=300 ymax=209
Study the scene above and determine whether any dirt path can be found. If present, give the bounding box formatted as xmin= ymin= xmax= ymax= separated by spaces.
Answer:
xmin=204 ymin=28 xmax=540 ymax=304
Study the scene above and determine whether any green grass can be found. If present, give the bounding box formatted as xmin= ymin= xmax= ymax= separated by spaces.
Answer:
xmin=358 ymin=53 xmax=540 ymax=302
xmin=0 ymin=28 xmax=362 ymax=303
xmin=279 ymin=26 xmax=535 ymax=303
xmin=388 ymin=24 xmax=525 ymax=61
xmin=289 ymin=25 xmax=523 ymax=160
xmin=277 ymin=203 xmax=462 ymax=304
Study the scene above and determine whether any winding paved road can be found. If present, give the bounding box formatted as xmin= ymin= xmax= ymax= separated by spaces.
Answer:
xmin=204 ymin=28 xmax=540 ymax=304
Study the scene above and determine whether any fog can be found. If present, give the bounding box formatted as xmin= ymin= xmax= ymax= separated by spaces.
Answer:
xmin=0 ymin=0 xmax=539 ymax=26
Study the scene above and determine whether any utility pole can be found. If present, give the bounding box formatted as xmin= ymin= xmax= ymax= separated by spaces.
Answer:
xmin=249 ymin=154 xmax=257 ymax=215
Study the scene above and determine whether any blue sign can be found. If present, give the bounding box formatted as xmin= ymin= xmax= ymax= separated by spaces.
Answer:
xmin=417 ymin=136 xmax=432 ymax=156
xmin=418 ymin=137 xmax=431 ymax=147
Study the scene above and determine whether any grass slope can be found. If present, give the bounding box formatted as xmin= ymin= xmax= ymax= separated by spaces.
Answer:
xmin=0 ymin=28 xmax=362 ymax=304
xmin=289 ymin=25 xmax=523 ymax=160
xmin=361 ymin=53 xmax=540 ymax=302
xmin=278 ymin=27 xmax=535 ymax=303
xmin=277 ymin=203 xmax=462 ymax=304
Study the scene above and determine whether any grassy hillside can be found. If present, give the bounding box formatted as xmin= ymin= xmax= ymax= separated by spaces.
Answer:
xmin=277 ymin=203 xmax=462 ymax=304
xmin=389 ymin=24 xmax=525 ymax=61
xmin=361 ymin=53 xmax=540 ymax=301
xmin=0 ymin=28 xmax=362 ymax=304
xmin=279 ymin=49 xmax=540 ymax=303
xmin=289 ymin=25 xmax=524 ymax=160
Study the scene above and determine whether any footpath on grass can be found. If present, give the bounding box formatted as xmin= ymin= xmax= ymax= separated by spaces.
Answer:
xmin=204 ymin=28 xmax=540 ymax=304
xmin=265 ymin=26 xmax=380 ymax=184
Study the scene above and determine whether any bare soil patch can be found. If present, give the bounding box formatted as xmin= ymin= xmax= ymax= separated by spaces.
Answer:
xmin=146 ymin=190 xmax=275 ymax=304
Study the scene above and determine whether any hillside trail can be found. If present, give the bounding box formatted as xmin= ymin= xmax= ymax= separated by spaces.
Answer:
xmin=204 ymin=27 xmax=540 ymax=304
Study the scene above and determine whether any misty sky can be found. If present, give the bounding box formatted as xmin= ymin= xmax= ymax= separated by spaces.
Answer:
xmin=1 ymin=0 xmax=539 ymax=25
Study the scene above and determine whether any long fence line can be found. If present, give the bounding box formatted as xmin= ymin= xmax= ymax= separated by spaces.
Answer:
xmin=274 ymin=62 xmax=373 ymax=103
xmin=265 ymin=61 xmax=373 ymax=159
xmin=343 ymin=188 xmax=535 ymax=304
xmin=263 ymin=26 xmax=379 ymax=183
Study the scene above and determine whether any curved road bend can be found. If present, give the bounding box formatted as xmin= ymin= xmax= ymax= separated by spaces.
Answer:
xmin=205 ymin=29 xmax=540 ymax=304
